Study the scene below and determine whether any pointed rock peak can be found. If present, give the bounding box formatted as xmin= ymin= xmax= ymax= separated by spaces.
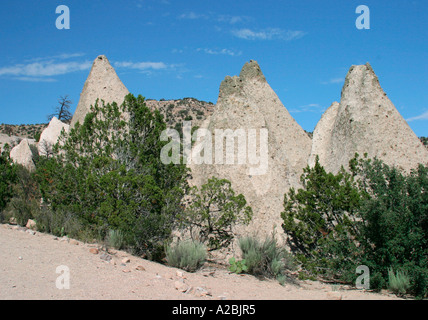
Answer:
xmin=70 ymin=55 xmax=130 ymax=127
xmin=48 ymin=116 xmax=65 ymax=127
xmin=38 ymin=116 xmax=69 ymax=156
xmin=364 ymin=61 xmax=374 ymax=71
xmin=219 ymin=60 xmax=266 ymax=99
xmin=92 ymin=55 xmax=112 ymax=67
xmin=10 ymin=139 xmax=35 ymax=172
xmin=341 ymin=62 xmax=382 ymax=99
xmin=87 ymin=55 xmax=118 ymax=77
xmin=318 ymin=63 xmax=428 ymax=174
xmin=96 ymin=55 xmax=108 ymax=61
xmin=346 ymin=62 xmax=376 ymax=77
xmin=239 ymin=60 xmax=266 ymax=82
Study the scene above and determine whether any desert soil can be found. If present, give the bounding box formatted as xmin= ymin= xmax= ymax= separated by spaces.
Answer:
xmin=0 ymin=224 xmax=401 ymax=300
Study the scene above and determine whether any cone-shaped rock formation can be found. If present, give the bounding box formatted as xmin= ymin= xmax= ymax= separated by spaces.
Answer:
xmin=10 ymin=139 xmax=35 ymax=172
xmin=189 ymin=60 xmax=312 ymax=243
xmin=310 ymin=63 xmax=428 ymax=173
xmin=70 ymin=55 xmax=129 ymax=127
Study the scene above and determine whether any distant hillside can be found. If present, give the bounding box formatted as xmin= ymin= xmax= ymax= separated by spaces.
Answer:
xmin=1 ymin=97 xmax=215 ymax=142
xmin=2 ymin=108 xmax=425 ymax=152
xmin=145 ymin=97 xmax=215 ymax=132
xmin=421 ymin=136 xmax=428 ymax=148
xmin=0 ymin=123 xmax=47 ymax=141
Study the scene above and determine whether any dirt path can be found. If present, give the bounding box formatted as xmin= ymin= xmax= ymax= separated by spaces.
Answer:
xmin=0 ymin=224 xmax=401 ymax=300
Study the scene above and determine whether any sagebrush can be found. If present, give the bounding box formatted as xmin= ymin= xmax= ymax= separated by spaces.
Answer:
xmin=166 ymin=240 xmax=207 ymax=272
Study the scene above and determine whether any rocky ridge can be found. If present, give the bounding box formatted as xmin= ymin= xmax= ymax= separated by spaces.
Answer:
xmin=3 ymin=56 xmax=428 ymax=252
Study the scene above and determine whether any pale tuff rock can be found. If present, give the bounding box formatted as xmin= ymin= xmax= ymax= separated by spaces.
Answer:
xmin=10 ymin=139 xmax=35 ymax=172
xmin=189 ymin=60 xmax=312 ymax=243
xmin=26 ymin=219 xmax=37 ymax=230
xmin=70 ymin=55 xmax=130 ymax=127
xmin=314 ymin=63 xmax=428 ymax=173
xmin=38 ymin=117 xmax=69 ymax=156
xmin=308 ymin=102 xmax=340 ymax=168
xmin=0 ymin=134 xmax=20 ymax=152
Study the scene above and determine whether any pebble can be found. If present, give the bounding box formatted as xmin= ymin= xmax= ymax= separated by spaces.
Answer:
xmin=202 ymin=271 xmax=216 ymax=277
xmin=89 ymin=248 xmax=99 ymax=254
xmin=26 ymin=219 xmax=37 ymax=230
xmin=136 ymin=265 xmax=145 ymax=271
xmin=174 ymin=280 xmax=188 ymax=292
xmin=121 ymin=257 xmax=130 ymax=264
xmin=99 ymin=252 xmax=112 ymax=262
xmin=185 ymin=286 xmax=195 ymax=295
xmin=194 ymin=287 xmax=212 ymax=297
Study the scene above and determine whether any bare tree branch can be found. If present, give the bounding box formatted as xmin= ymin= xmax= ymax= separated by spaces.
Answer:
xmin=47 ymin=95 xmax=73 ymax=124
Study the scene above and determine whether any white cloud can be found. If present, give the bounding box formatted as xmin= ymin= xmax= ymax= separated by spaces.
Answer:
xmin=14 ymin=77 xmax=57 ymax=83
xmin=0 ymin=60 xmax=92 ymax=77
xmin=113 ymin=60 xmax=186 ymax=78
xmin=217 ymin=15 xmax=250 ymax=24
xmin=406 ymin=110 xmax=428 ymax=122
xmin=0 ymin=53 xmax=91 ymax=81
xmin=289 ymin=103 xmax=325 ymax=114
xmin=232 ymin=28 xmax=306 ymax=41
xmin=178 ymin=12 xmax=208 ymax=20
xmin=114 ymin=61 xmax=168 ymax=70
xmin=321 ymin=77 xmax=344 ymax=85
xmin=171 ymin=48 xmax=184 ymax=54
xmin=24 ymin=53 xmax=86 ymax=63
xmin=197 ymin=48 xmax=242 ymax=57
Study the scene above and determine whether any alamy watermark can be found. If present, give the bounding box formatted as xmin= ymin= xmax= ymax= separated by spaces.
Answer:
xmin=356 ymin=5 xmax=370 ymax=30
xmin=56 ymin=265 xmax=70 ymax=289
xmin=356 ymin=265 xmax=370 ymax=290
xmin=160 ymin=121 xmax=269 ymax=176
xmin=56 ymin=5 xmax=70 ymax=30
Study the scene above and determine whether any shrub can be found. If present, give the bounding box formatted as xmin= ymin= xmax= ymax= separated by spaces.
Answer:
xmin=238 ymin=235 xmax=295 ymax=284
xmin=352 ymin=155 xmax=428 ymax=297
xmin=282 ymin=153 xmax=428 ymax=298
xmin=35 ymin=94 xmax=189 ymax=260
xmin=388 ymin=268 xmax=411 ymax=295
xmin=6 ymin=197 xmax=36 ymax=226
xmin=4 ymin=164 xmax=38 ymax=226
xmin=180 ymin=177 xmax=253 ymax=250
xmin=0 ymin=145 xmax=17 ymax=220
xmin=281 ymin=156 xmax=363 ymax=283
xmin=34 ymin=131 xmax=41 ymax=143
xmin=228 ymin=257 xmax=248 ymax=274
xmin=106 ymin=229 xmax=125 ymax=250
xmin=166 ymin=240 xmax=207 ymax=272
xmin=178 ymin=109 xmax=188 ymax=117
xmin=33 ymin=205 xmax=88 ymax=240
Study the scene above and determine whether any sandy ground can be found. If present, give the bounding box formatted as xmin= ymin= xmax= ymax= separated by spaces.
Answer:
xmin=0 ymin=223 xmax=402 ymax=300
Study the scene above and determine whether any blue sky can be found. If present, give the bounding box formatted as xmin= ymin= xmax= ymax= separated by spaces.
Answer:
xmin=0 ymin=0 xmax=427 ymax=137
